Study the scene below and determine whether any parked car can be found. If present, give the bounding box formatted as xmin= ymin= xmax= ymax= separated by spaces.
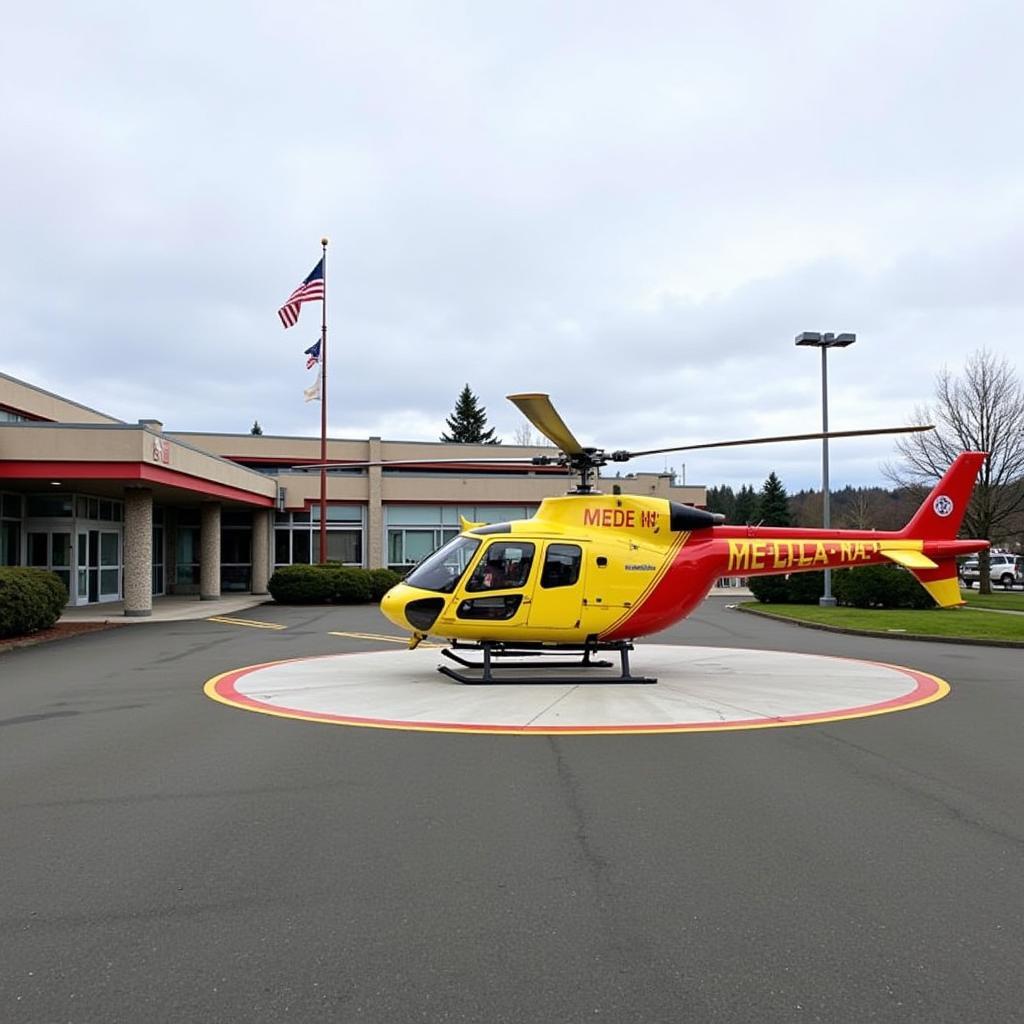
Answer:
xmin=959 ymin=554 xmax=1024 ymax=589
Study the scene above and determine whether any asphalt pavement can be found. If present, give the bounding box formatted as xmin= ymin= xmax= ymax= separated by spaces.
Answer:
xmin=2 ymin=597 xmax=1022 ymax=1023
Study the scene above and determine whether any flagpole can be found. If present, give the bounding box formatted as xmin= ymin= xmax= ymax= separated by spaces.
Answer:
xmin=319 ymin=237 xmax=328 ymax=564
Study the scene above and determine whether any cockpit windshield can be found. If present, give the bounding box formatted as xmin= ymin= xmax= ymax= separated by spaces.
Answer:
xmin=404 ymin=535 xmax=481 ymax=593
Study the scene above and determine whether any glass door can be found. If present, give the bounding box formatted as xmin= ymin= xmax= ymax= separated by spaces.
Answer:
xmin=77 ymin=530 xmax=99 ymax=603
xmin=99 ymin=530 xmax=121 ymax=601
xmin=25 ymin=530 xmax=72 ymax=596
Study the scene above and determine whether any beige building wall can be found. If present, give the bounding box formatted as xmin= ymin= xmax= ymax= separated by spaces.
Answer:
xmin=1 ymin=373 xmax=122 ymax=425
xmin=3 ymin=372 xmax=708 ymax=590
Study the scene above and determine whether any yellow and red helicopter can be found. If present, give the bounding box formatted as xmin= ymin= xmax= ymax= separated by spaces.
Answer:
xmin=375 ymin=393 xmax=988 ymax=683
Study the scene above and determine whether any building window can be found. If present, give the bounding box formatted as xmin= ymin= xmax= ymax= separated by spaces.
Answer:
xmin=273 ymin=507 xmax=365 ymax=567
xmin=1 ymin=492 xmax=22 ymax=567
xmin=313 ymin=530 xmax=362 ymax=564
xmin=2 ymin=493 xmax=22 ymax=518
xmin=72 ymin=495 xmax=123 ymax=522
xmin=27 ymin=494 xmax=73 ymax=517
xmin=1 ymin=523 xmax=19 ymax=566
xmin=176 ymin=526 xmax=201 ymax=585
xmin=221 ymin=521 xmax=253 ymax=591
xmin=384 ymin=504 xmax=537 ymax=573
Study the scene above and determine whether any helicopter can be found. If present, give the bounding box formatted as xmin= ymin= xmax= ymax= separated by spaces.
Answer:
xmin=373 ymin=393 xmax=989 ymax=684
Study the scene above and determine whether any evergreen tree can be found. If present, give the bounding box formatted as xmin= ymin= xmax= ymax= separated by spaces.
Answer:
xmin=440 ymin=384 xmax=500 ymax=444
xmin=250 ymin=420 xmax=263 ymax=436
xmin=732 ymin=484 xmax=759 ymax=525
xmin=705 ymin=484 xmax=736 ymax=522
xmin=757 ymin=471 xmax=791 ymax=526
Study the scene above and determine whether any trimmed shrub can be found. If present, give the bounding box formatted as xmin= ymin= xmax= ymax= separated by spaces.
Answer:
xmin=748 ymin=565 xmax=935 ymax=609
xmin=267 ymin=565 xmax=336 ymax=603
xmin=366 ymin=568 xmax=403 ymax=601
xmin=786 ymin=570 xmax=827 ymax=604
xmin=832 ymin=564 xmax=933 ymax=609
xmin=332 ymin=568 xmax=373 ymax=604
xmin=267 ymin=565 xmax=387 ymax=604
xmin=0 ymin=567 xmax=68 ymax=638
xmin=747 ymin=573 xmax=792 ymax=603
xmin=748 ymin=570 xmax=826 ymax=604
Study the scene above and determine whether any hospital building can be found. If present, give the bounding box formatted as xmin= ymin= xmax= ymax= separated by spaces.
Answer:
xmin=0 ymin=372 xmax=705 ymax=615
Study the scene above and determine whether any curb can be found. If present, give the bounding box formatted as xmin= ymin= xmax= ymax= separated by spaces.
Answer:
xmin=733 ymin=604 xmax=1024 ymax=649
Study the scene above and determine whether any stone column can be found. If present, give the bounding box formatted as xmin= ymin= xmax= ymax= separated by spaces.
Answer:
xmin=251 ymin=509 xmax=271 ymax=595
xmin=200 ymin=502 xmax=222 ymax=601
xmin=368 ymin=436 xmax=383 ymax=569
xmin=123 ymin=488 xmax=153 ymax=617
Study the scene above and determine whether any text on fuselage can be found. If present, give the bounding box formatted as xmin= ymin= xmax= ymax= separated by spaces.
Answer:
xmin=727 ymin=539 xmax=883 ymax=572
xmin=583 ymin=508 xmax=658 ymax=529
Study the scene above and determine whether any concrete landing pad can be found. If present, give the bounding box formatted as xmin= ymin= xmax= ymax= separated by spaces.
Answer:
xmin=204 ymin=645 xmax=949 ymax=734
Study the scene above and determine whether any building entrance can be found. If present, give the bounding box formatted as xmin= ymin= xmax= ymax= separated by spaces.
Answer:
xmin=75 ymin=528 xmax=121 ymax=604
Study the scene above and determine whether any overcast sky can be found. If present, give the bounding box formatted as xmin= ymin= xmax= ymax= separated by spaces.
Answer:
xmin=3 ymin=1 xmax=1022 ymax=491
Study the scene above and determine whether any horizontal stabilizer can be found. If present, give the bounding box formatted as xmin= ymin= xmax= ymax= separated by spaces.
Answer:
xmin=880 ymin=548 xmax=938 ymax=570
xmin=908 ymin=558 xmax=965 ymax=608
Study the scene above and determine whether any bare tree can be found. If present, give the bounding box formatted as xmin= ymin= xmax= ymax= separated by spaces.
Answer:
xmin=511 ymin=420 xmax=552 ymax=447
xmin=836 ymin=488 xmax=877 ymax=531
xmin=885 ymin=349 xmax=1024 ymax=593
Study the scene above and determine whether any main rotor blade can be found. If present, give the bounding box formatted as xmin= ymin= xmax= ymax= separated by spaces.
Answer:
xmin=626 ymin=424 xmax=933 ymax=459
xmin=507 ymin=393 xmax=586 ymax=456
xmin=287 ymin=456 xmax=556 ymax=471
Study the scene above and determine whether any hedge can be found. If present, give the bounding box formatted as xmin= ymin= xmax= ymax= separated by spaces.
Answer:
xmin=267 ymin=565 xmax=403 ymax=604
xmin=748 ymin=565 xmax=933 ymax=609
xmin=831 ymin=564 xmax=933 ymax=609
xmin=0 ymin=567 xmax=69 ymax=638
xmin=748 ymin=571 xmax=826 ymax=604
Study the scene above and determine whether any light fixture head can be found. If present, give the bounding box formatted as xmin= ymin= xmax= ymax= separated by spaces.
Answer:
xmin=795 ymin=331 xmax=823 ymax=346
xmin=795 ymin=331 xmax=856 ymax=347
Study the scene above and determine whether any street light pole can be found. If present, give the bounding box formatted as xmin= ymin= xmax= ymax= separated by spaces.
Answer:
xmin=795 ymin=331 xmax=856 ymax=607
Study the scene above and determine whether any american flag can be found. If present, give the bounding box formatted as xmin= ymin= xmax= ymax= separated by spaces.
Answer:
xmin=277 ymin=258 xmax=324 ymax=328
xmin=304 ymin=339 xmax=321 ymax=368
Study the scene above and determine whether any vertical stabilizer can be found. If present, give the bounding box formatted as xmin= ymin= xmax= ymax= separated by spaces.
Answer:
xmin=901 ymin=452 xmax=986 ymax=541
xmin=899 ymin=451 xmax=987 ymax=607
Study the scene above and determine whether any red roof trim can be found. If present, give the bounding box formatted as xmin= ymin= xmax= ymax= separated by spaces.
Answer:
xmin=0 ymin=461 xmax=274 ymax=507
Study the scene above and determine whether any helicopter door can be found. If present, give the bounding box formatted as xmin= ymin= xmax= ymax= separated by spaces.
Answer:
xmin=527 ymin=542 xmax=585 ymax=631
xmin=454 ymin=540 xmax=536 ymax=627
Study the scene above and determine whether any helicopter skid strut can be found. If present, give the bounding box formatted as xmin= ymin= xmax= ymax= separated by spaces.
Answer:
xmin=438 ymin=640 xmax=656 ymax=685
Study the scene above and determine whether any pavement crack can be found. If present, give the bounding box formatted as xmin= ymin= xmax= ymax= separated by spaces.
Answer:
xmin=547 ymin=738 xmax=610 ymax=883
xmin=822 ymin=731 xmax=1024 ymax=851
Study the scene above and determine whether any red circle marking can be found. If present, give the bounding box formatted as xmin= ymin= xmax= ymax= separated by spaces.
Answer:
xmin=204 ymin=651 xmax=949 ymax=735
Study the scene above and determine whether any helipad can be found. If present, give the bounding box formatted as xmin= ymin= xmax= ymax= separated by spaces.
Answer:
xmin=204 ymin=645 xmax=949 ymax=734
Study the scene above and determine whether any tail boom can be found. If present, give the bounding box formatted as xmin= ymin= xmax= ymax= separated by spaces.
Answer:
xmin=710 ymin=453 xmax=990 ymax=609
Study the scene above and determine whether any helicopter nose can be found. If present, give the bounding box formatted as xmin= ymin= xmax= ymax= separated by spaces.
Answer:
xmin=380 ymin=585 xmax=409 ymax=629
xmin=380 ymin=584 xmax=446 ymax=633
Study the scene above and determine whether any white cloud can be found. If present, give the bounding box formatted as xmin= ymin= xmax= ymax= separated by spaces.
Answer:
xmin=2 ymin=0 xmax=1022 ymax=492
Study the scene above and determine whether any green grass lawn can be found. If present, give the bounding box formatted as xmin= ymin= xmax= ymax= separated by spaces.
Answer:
xmin=961 ymin=589 xmax=1024 ymax=611
xmin=739 ymin=602 xmax=1024 ymax=643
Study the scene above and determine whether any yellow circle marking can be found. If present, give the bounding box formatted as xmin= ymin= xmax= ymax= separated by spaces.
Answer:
xmin=203 ymin=652 xmax=950 ymax=736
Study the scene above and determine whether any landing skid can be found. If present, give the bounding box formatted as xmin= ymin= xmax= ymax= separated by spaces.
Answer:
xmin=438 ymin=640 xmax=656 ymax=685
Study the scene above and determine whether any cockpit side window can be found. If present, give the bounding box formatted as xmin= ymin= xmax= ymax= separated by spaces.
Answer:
xmin=465 ymin=542 xmax=536 ymax=592
xmin=540 ymin=543 xmax=582 ymax=589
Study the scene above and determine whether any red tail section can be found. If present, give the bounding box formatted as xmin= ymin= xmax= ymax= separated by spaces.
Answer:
xmin=898 ymin=452 xmax=987 ymax=607
xmin=900 ymin=452 xmax=987 ymax=541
